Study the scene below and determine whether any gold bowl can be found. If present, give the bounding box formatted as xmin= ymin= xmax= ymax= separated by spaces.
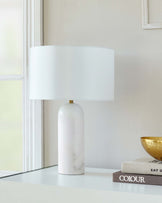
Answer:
xmin=141 ymin=137 xmax=162 ymax=161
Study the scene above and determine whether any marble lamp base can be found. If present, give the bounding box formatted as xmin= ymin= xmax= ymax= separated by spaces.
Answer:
xmin=58 ymin=100 xmax=84 ymax=175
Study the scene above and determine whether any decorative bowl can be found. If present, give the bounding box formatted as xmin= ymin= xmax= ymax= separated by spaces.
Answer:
xmin=141 ymin=137 xmax=162 ymax=161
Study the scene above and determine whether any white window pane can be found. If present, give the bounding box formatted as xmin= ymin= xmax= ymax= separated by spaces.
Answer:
xmin=0 ymin=0 xmax=23 ymax=75
xmin=0 ymin=80 xmax=22 ymax=171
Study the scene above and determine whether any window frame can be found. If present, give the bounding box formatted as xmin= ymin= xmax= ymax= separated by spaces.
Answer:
xmin=23 ymin=0 xmax=44 ymax=171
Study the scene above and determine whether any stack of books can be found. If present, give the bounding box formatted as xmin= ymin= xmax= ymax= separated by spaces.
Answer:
xmin=113 ymin=158 xmax=162 ymax=186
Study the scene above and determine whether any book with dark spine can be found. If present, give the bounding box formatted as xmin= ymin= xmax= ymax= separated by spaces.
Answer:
xmin=113 ymin=171 xmax=162 ymax=186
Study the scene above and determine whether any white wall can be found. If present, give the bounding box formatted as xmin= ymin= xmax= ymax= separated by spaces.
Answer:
xmin=44 ymin=0 xmax=162 ymax=168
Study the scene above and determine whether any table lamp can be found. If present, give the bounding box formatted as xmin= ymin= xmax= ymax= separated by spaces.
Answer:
xmin=29 ymin=45 xmax=114 ymax=175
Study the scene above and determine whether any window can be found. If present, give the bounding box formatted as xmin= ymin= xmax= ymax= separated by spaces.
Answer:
xmin=0 ymin=0 xmax=43 ymax=175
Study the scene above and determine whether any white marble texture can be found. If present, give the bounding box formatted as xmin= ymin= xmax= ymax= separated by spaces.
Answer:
xmin=58 ymin=102 xmax=84 ymax=174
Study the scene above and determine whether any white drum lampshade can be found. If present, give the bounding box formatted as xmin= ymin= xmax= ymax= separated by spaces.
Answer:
xmin=29 ymin=45 xmax=114 ymax=175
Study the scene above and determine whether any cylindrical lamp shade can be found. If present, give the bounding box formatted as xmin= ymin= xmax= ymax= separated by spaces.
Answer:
xmin=29 ymin=45 xmax=114 ymax=101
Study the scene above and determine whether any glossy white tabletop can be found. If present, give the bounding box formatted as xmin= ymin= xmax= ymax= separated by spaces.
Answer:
xmin=2 ymin=166 xmax=162 ymax=196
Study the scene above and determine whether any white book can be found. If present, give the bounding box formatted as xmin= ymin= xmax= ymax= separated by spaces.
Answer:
xmin=121 ymin=158 xmax=162 ymax=176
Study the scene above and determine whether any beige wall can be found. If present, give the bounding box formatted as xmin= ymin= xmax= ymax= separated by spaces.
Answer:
xmin=44 ymin=0 xmax=162 ymax=168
